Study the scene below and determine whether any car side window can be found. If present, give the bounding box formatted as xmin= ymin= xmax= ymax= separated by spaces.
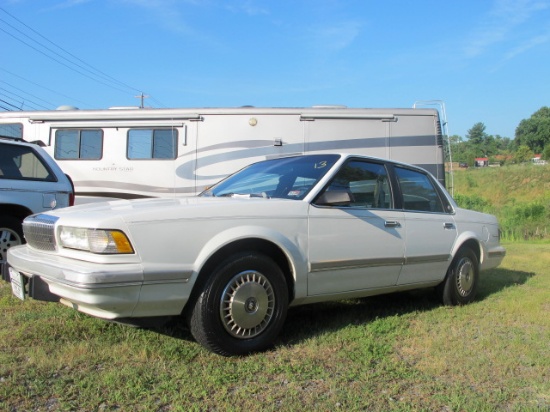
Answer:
xmin=316 ymin=159 xmax=392 ymax=208
xmin=394 ymin=166 xmax=445 ymax=213
xmin=0 ymin=143 xmax=54 ymax=181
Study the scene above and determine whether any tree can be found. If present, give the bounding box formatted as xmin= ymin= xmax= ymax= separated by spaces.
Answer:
xmin=542 ymin=144 xmax=550 ymax=161
xmin=514 ymin=145 xmax=534 ymax=164
xmin=466 ymin=122 xmax=487 ymax=146
xmin=515 ymin=107 xmax=550 ymax=153
xmin=494 ymin=135 xmax=512 ymax=151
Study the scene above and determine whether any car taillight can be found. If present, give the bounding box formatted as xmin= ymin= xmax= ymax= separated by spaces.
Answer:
xmin=66 ymin=174 xmax=75 ymax=206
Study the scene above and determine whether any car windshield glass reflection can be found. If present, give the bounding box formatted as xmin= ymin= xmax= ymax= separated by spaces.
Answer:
xmin=201 ymin=155 xmax=340 ymax=200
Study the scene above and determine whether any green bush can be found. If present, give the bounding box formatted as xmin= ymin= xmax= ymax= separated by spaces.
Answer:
xmin=452 ymin=164 xmax=550 ymax=240
xmin=500 ymin=202 xmax=549 ymax=240
xmin=454 ymin=193 xmax=491 ymax=212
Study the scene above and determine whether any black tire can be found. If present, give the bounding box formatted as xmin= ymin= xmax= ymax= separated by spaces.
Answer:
xmin=0 ymin=215 xmax=24 ymax=264
xmin=189 ymin=252 xmax=288 ymax=356
xmin=439 ymin=248 xmax=479 ymax=306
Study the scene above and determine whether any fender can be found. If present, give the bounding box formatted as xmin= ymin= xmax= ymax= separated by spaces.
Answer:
xmin=451 ymin=230 xmax=484 ymax=263
xmin=191 ymin=224 xmax=310 ymax=300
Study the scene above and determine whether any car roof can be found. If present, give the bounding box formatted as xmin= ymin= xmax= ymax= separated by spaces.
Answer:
xmin=0 ymin=137 xmax=40 ymax=147
xmin=297 ymin=152 xmax=432 ymax=173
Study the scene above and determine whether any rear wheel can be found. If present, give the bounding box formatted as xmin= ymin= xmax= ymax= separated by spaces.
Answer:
xmin=189 ymin=252 xmax=288 ymax=356
xmin=439 ymin=248 xmax=479 ymax=305
xmin=0 ymin=216 xmax=24 ymax=264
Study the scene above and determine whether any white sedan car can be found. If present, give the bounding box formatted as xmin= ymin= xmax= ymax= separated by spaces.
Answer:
xmin=7 ymin=154 xmax=505 ymax=356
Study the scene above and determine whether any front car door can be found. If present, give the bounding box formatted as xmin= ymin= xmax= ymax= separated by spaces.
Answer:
xmin=307 ymin=159 xmax=405 ymax=296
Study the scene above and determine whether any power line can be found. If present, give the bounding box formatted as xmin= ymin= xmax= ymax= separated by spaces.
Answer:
xmin=0 ymin=98 xmax=21 ymax=111
xmin=0 ymin=81 xmax=55 ymax=108
xmin=0 ymin=6 xmax=152 ymax=106
xmin=0 ymin=7 xmax=143 ymax=95
xmin=0 ymin=66 xmax=92 ymax=108
xmin=0 ymin=24 xmax=134 ymax=95
xmin=0 ymin=85 xmax=51 ymax=110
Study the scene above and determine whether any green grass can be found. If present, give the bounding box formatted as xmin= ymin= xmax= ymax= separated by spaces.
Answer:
xmin=1 ymin=242 xmax=548 ymax=411
xmin=450 ymin=163 xmax=550 ymax=240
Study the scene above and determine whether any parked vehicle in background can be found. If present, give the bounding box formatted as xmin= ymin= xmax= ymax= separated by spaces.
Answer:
xmin=0 ymin=138 xmax=74 ymax=272
xmin=6 ymin=153 xmax=505 ymax=356
xmin=0 ymin=105 xmax=446 ymax=203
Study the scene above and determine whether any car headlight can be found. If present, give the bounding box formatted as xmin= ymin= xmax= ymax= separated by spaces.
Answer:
xmin=58 ymin=226 xmax=134 ymax=254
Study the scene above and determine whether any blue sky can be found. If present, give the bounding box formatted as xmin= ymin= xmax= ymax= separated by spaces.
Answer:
xmin=1 ymin=0 xmax=549 ymax=139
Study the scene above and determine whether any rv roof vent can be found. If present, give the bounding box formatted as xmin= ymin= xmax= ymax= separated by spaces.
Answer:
xmin=311 ymin=105 xmax=348 ymax=109
xmin=56 ymin=105 xmax=79 ymax=110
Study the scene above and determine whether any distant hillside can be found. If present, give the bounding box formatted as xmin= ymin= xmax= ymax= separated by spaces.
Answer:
xmin=449 ymin=164 xmax=550 ymax=240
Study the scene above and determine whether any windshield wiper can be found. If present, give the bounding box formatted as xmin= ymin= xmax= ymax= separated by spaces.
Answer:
xmin=216 ymin=192 xmax=269 ymax=198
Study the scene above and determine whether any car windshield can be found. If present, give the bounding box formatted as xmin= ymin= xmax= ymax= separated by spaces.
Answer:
xmin=201 ymin=154 xmax=341 ymax=200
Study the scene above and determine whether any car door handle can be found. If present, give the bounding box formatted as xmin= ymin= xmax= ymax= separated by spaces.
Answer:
xmin=444 ymin=222 xmax=455 ymax=229
xmin=384 ymin=220 xmax=401 ymax=228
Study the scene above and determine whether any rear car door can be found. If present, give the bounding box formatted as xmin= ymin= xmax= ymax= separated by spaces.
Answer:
xmin=0 ymin=142 xmax=72 ymax=211
xmin=393 ymin=166 xmax=457 ymax=285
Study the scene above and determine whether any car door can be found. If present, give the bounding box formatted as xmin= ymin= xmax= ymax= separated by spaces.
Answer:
xmin=393 ymin=166 xmax=457 ymax=285
xmin=307 ymin=159 xmax=405 ymax=296
xmin=2 ymin=143 xmax=73 ymax=209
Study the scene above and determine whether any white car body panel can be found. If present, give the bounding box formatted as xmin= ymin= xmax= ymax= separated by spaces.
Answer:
xmin=308 ymin=206 xmax=405 ymax=295
xmin=6 ymin=153 xmax=506 ymax=325
xmin=397 ymin=211 xmax=457 ymax=285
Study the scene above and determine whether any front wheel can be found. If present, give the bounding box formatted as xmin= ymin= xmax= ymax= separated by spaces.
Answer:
xmin=189 ymin=252 xmax=288 ymax=356
xmin=438 ymin=248 xmax=479 ymax=306
xmin=0 ymin=216 xmax=24 ymax=264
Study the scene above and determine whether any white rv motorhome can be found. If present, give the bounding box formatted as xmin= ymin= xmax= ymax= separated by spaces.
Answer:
xmin=0 ymin=106 xmax=445 ymax=202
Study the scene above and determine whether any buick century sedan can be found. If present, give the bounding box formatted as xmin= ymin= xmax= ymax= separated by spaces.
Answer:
xmin=6 ymin=154 xmax=505 ymax=356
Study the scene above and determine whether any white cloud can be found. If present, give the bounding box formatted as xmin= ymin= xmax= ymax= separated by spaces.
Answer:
xmin=503 ymin=33 xmax=550 ymax=60
xmin=49 ymin=0 xmax=94 ymax=10
xmin=463 ymin=0 xmax=549 ymax=58
xmin=225 ymin=0 xmax=269 ymax=16
xmin=308 ymin=20 xmax=363 ymax=53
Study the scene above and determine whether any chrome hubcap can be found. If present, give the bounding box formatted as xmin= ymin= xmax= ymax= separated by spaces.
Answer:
xmin=0 ymin=228 xmax=22 ymax=263
xmin=220 ymin=270 xmax=275 ymax=339
xmin=456 ymin=258 xmax=474 ymax=296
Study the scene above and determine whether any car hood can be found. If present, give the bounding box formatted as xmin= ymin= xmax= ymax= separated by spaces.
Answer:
xmin=37 ymin=196 xmax=310 ymax=226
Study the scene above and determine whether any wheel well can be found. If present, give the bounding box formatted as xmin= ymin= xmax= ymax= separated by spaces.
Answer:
xmin=187 ymin=238 xmax=295 ymax=313
xmin=0 ymin=204 xmax=33 ymax=222
xmin=456 ymin=239 xmax=481 ymax=263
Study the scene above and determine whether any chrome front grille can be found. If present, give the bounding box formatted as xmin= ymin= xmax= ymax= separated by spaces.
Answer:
xmin=22 ymin=214 xmax=59 ymax=251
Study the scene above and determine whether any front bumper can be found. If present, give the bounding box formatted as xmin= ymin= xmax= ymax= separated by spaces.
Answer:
xmin=7 ymin=245 xmax=191 ymax=320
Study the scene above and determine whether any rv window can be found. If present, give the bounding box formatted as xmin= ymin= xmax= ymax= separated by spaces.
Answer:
xmin=55 ymin=129 xmax=103 ymax=160
xmin=0 ymin=123 xmax=23 ymax=140
xmin=127 ymin=128 xmax=177 ymax=160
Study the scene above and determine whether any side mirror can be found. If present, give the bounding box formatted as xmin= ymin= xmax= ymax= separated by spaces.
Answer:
xmin=315 ymin=189 xmax=354 ymax=206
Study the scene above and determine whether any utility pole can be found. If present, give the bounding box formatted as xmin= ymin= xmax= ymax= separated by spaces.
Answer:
xmin=134 ymin=93 xmax=149 ymax=108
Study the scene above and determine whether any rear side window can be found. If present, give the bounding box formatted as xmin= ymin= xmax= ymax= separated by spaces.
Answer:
xmin=127 ymin=129 xmax=177 ymax=159
xmin=55 ymin=129 xmax=103 ymax=160
xmin=0 ymin=143 xmax=55 ymax=181
xmin=0 ymin=123 xmax=23 ymax=140
xmin=395 ymin=167 xmax=445 ymax=213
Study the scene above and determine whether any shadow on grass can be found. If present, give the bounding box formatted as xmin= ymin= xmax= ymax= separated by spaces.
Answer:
xmin=477 ymin=267 xmax=535 ymax=301
xmin=150 ymin=267 xmax=535 ymax=349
